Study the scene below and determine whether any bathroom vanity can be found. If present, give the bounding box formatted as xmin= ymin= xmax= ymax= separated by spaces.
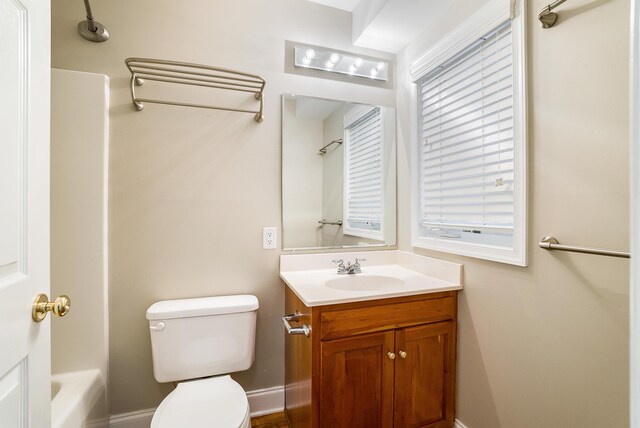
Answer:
xmin=280 ymin=251 xmax=462 ymax=428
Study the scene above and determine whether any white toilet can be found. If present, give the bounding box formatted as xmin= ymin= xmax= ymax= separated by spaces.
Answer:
xmin=146 ymin=294 xmax=259 ymax=428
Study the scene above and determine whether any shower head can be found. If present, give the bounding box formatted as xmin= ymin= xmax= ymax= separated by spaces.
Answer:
xmin=78 ymin=0 xmax=109 ymax=42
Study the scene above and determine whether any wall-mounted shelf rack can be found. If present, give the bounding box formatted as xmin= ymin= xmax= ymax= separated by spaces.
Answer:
xmin=124 ymin=58 xmax=266 ymax=122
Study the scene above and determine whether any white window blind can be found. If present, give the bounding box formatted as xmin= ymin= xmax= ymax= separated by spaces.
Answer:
xmin=344 ymin=107 xmax=384 ymax=239
xmin=417 ymin=21 xmax=514 ymax=245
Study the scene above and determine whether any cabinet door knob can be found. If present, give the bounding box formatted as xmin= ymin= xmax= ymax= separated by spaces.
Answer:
xmin=399 ymin=350 xmax=407 ymax=359
xmin=387 ymin=352 xmax=396 ymax=360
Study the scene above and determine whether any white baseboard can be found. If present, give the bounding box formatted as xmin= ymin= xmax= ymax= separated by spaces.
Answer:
xmin=109 ymin=408 xmax=155 ymax=428
xmin=84 ymin=417 xmax=109 ymax=428
xmin=246 ymin=385 xmax=285 ymax=417
xmin=108 ymin=385 xmax=284 ymax=427
xmin=455 ymin=419 xmax=470 ymax=428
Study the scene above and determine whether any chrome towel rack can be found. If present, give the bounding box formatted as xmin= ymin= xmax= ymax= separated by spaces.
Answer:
xmin=319 ymin=219 xmax=343 ymax=226
xmin=319 ymin=138 xmax=343 ymax=155
xmin=539 ymin=236 xmax=630 ymax=259
xmin=125 ymin=58 xmax=266 ymax=122
xmin=282 ymin=312 xmax=310 ymax=337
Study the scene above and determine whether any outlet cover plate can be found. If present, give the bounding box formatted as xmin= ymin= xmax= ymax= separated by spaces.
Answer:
xmin=263 ymin=227 xmax=277 ymax=249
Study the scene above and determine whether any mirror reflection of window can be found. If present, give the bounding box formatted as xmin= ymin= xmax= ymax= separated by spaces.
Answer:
xmin=343 ymin=106 xmax=384 ymax=241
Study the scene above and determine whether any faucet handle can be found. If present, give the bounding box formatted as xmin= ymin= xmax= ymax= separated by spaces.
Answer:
xmin=353 ymin=258 xmax=366 ymax=273
xmin=333 ymin=259 xmax=347 ymax=274
xmin=332 ymin=259 xmax=345 ymax=268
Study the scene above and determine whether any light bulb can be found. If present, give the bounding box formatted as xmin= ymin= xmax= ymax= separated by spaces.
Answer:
xmin=354 ymin=57 xmax=363 ymax=67
xmin=376 ymin=62 xmax=386 ymax=71
xmin=349 ymin=64 xmax=357 ymax=74
xmin=325 ymin=60 xmax=334 ymax=68
xmin=329 ymin=53 xmax=340 ymax=64
xmin=305 ymin=48 xmax=316 ymax=60
xmin=302 ymin=57 xmax=311 ymax=66
xmin=370 ymin=68 xmax=379 ymax=77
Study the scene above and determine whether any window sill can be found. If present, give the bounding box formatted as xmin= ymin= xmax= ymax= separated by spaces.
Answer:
xmin=344 ymin=227 xmax=384 ymax=242
xmin=412 ymin=236 xmax=526 ymax=267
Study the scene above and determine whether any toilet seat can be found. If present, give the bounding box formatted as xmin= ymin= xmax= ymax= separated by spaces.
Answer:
xmin=151 ymin=375 xmax=250 ymax=428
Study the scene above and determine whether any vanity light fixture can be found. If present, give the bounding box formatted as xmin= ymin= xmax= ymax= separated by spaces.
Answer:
xmin=294 ymin=45 xmax=389 ymax=81
xmin=302 ymin=48 xmax=315 ymax=66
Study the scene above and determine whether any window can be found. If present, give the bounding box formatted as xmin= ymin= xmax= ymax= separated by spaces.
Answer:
xmin=343 ymin=106 xmax=384 ymax=240
xmin=411 ymin=0 xmax=526 ymax=265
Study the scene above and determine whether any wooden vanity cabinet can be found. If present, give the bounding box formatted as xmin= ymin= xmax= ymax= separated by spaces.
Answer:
xmin=284 ymin=286 xmax=458 ymax=428
xmin=321 ymin=330 xmax=395 ymax=427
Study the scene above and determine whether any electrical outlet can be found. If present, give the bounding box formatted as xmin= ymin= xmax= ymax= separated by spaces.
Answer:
xmin=263 ymin=227 xmax=277 ymax=249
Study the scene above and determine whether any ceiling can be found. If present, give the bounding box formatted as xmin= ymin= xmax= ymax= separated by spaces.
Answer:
xmin=307 ymin=0 xmax=448 ymax=53
xmin=307 ymin=0 xmax=361 ymax=12
xmin=294 ymin=97 xmax=343 ymax=121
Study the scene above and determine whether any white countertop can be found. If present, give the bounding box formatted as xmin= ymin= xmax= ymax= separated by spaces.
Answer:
xmin=280 ymin=251 xmax=463 ymax=307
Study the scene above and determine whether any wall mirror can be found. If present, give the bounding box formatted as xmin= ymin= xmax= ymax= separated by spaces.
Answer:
xmin=282 ymin=94 xmax=396 ymax=250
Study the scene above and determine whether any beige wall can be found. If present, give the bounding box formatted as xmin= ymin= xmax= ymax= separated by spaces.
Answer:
xmin=396 ymin=0 xmax=630 ymax=427
xmin=51 ymin=0 xmax=395 ymax=415
xmin=321 ymin=105 xmax=346 ymax=247
xmin=52 ymin=0 xmax=630 ymax=423
xmin=282 ymin=98 xmax=324 ymax=248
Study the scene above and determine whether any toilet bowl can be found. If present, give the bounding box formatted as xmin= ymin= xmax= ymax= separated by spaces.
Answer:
xmin=146 ymin=295 xmax=259 ymax=428
xmin=151 ymin=376 xmax=250 ymax=428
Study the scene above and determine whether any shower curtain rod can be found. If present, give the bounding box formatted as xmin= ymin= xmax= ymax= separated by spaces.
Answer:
xmin=538 ymin=0 xmax=568 ymax=28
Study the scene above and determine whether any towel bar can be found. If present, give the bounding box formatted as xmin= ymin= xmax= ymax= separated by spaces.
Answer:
xmin=539 ymin=236 xmax=630 ymax=259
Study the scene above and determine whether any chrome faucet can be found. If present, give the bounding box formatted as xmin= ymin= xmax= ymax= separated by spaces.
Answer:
xmin=332 ymin=258 xmax=366 ymax=275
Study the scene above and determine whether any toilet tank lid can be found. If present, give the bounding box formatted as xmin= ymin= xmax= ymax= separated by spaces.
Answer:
xmin=146 ymin=295 xmax=259 ymax=320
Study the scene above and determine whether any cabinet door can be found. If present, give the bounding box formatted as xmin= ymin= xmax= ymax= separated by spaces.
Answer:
xmin=320 ymin=331 xmax=395 ymax=428
xmin=394 ymin=321 xmax=456 ymax=428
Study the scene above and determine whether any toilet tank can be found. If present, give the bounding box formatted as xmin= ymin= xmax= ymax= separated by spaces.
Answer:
xmin=146 ymin=295 xmax=259 ymax=383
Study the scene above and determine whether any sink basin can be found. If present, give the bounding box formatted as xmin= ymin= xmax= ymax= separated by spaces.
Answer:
xmin=280 ymin=251 xmax=463 ymax=306
xmin=325 ymin=275 xmax=404 ymax=292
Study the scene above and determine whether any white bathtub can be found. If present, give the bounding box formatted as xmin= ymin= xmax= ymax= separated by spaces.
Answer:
xmin=51 ymin=369 xmax=107 ymax=428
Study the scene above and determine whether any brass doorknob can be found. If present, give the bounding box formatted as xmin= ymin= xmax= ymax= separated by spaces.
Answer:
xmin=399 ymin=350 xmax=407 ymax=359
xmin=387 ymin=352 xmax=396 ymax=360
xmin=32 ymin=293 xmax=71 ymax=322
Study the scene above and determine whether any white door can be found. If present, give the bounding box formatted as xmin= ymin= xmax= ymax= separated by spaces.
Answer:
xmin=0 ymin=0 xmax=52 ymax=426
